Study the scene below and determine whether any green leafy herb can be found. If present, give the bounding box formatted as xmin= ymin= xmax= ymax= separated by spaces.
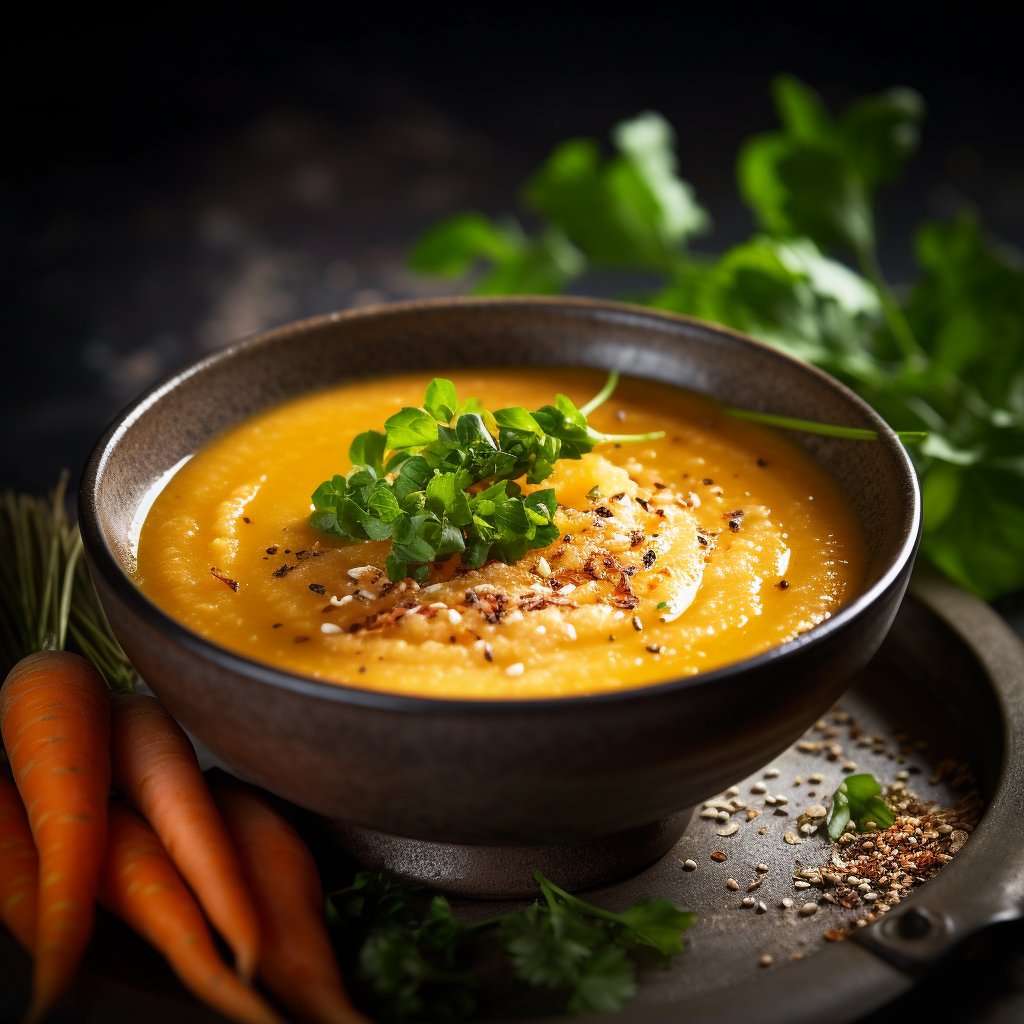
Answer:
xmin=827 ymin=773 xmax=897 ymax=840
xmin=408 ymin=77 xmax=1024 ymax=602
xmin=310 ymin=375 xmax=664 ymax=582
xmin=325 ymin=869 xmax=696 ymax=1020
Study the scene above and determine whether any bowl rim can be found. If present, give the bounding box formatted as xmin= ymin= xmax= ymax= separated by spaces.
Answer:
xmin=79 ymin=295 xmax=922 ymax=714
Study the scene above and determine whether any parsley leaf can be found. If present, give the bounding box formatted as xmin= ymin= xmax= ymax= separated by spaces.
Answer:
xmin=827 ymin=773 xmax=897 ymax=839
xmin=310 ymin=375 xmax=664 ymax=581
xmin=325 ymin=869 xmax=696 ymax=1020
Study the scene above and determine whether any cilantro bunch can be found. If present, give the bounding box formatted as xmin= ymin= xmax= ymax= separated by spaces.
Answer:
xmin=310 ymin=375 xmax=661 ymax=582
xmin=325 ymin=869 xmax=696 ymax=1020
xmin=409 ymin=76 xmax=1024 ymax=602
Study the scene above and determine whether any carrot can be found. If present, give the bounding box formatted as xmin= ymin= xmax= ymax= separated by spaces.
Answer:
xmin=99 ymin=800 xmax=284 ymax=1024
xmin=109 ymin=693 xmax=260 ymax=980
xmin=0 ymin=650 xmax=111 ymax=1024
xmin=0 ymin=772 xmax=38 ymax=952
xmin=211 ymin=778 xmax=367 ymax=1024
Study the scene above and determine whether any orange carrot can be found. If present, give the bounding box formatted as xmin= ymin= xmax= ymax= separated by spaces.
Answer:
xmin=0 ymin=773 xmax=38 ymax=952
xmin=211 ymin=778 xmax=367 ymax=1024
xmin=0 ymin=650 xmax=111 ymax=1024
xmin=99 ymin=800 xmax=283 ymax=1024
xmin=109 ymin=693 xmax=260 ymax=980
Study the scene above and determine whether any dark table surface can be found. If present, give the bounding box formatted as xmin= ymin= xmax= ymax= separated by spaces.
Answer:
xmin=3 ymin=14 xmax=1023 ymax=1022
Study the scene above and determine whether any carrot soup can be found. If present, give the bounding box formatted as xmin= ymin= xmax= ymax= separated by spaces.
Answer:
xmin=135 ymin=369 xmax=863 ymax=699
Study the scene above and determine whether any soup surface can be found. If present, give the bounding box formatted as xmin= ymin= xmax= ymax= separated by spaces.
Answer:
xmin=136 ymin=369 xmax=863 ymax=699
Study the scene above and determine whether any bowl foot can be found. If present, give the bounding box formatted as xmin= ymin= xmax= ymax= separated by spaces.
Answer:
xmin=320 ymin=808 xmax=694 ymax=899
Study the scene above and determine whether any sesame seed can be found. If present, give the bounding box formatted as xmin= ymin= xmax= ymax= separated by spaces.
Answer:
xmin=726 ymin=878 xmax=739 ymax=890
xmin=725 ymin=786 xmax=740 ymax=797
xmin=782 ymin=898 xmax=794 ymax=908
xmin=759 ymin=954 xmax=773 ymax=967
xmin=330 ymin=594 xmax=353 ymax=607
xmin=447 ymin=609 xmax=462 ymax=625
xmin=799 ymin=903 xmax=818 ymax=916
xmin=711 ymin=851 xmax=728 ymax=862
xmin=320 ymin=623 xmax=343 ymax=634
xmin=505 ymin=663 xmax=525 ymax=677
xmin=536 ymin=557 xmax=552 ymax=578
xmin=717 ymin=822 xmax=739 ymax=836
xmin=756 ymin=901 xmax=767 ymax=913
xmin=683 ymin=859 xmax=697 ymax=871
xmin=742 ymin=897 xmax=756 ymax=907
xmin=564 ymin=623 xmax=577 ymax=640
xmin=756 ymin=863 xmax=769 ymax=873
xmin=764 ymin=768 xmax=780 ymax=778
xmin=751 ymin=782 xmax=767 ymax=794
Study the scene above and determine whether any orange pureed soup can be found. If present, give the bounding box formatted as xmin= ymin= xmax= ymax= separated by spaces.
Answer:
xmin=135 ymin=369 xmax=863 ymax=699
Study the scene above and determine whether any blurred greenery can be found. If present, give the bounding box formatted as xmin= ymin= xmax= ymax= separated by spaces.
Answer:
xmin=408 ymin=75 xmax=1024 ymax=601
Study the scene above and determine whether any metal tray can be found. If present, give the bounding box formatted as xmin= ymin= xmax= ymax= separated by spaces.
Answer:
xmin=2 ymin=572 xmax=1022 ymax=1024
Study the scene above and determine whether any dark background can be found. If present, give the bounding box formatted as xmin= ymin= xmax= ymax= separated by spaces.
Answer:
xmin=3 ymin=12 xmax=1023 ymax=1022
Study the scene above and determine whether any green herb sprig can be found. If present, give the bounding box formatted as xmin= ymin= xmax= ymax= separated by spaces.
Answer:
xmin=826 ymin=773 xmax=897 ymax=840
xmin=310 ymin=374 xmax=663 ymax=583
xmin=325 ymin=869 xmax=696 ymax=1020
xmin=408 ymin=77 xmax=1024 ymax=602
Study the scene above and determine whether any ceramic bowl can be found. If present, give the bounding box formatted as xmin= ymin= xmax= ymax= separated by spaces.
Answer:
xmin=79 ymin=298 xmax=920 ymax=848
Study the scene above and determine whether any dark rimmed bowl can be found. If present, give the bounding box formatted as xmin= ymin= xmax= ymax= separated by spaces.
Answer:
xmin=79 ymin=297 xmax=920 ymax=847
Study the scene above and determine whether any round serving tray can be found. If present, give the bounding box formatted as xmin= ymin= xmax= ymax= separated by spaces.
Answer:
xmin=1 ymin=572 xmax=1022 ymax=1024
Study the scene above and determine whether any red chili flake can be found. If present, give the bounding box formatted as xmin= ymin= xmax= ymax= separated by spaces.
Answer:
xmin=653 ymin=481 xmax=667 ymax=489
xmin=271 ymin=564 xmax=295 ymax=578
xmin=266 ymin=546 xmax=278 ymax=554
xmin=483 ymin=643 xmax=494 ymax=662
xmin=636 ymin=498 xmax=651 ymax=512
xmin=210 ymin=567 xmax=239 ymax=592
xmin=242 ymin=517 xmax=250 ymax=524
xmin=294 ymin=636 xmax=310 ymax=643
xmin=631 ymin=615 xmax=643 ymax=631
xmin=595 ymin=506 xmax=614 ymax=518
xmin=645 ymin=644 xmax=663 ymax=654
xmin=272 ymin=623 xmax=282 ymax=628
xmin=309 ymin=583 xmax=326 ymax=595
xmin=757 ymin=458 xmax=769 ymax=467
xmin=702 ymin=477 xmax=714 ymax=485
xmin=642 ymin=549 xmax=657 ymax=568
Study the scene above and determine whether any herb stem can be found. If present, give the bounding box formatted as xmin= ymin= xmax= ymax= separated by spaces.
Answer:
xmin=725 ymin=407 xmax=927 ymax=443
xmin=579 ymin=370 xmax=621 ymax=416
xmin=855 ymin=243 xmax=926 ymax=365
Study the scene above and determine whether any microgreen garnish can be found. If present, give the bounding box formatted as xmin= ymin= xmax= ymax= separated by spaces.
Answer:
xmin=325 ymin=868 xmax=696 ymax=1020
xmin=309 ymin=373 xmax=664 ymax=582
xmin=827 ymin=773 xmax=897 ymax=840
